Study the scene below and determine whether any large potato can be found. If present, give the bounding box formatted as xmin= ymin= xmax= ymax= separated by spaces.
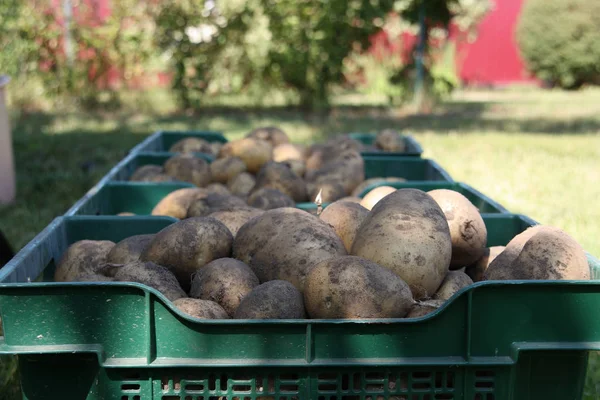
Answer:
xmin=247 ymin=188 xmax=295 ymax=210
xmin=375 ymin=129 xmax=406 ymax=152
xmin=360 ymin=186 xmax=396 ymax=210
xmin=210 ymin=156 xmax=247 ymax=184
xmin=428 ymin=189 xmax=488 ymax=269
xmin=228 ymin=172 xmax=256 ymax=198
xmin=173 ymin=298 xmax=229 ymax=319
xmin=233 ymin=207 xmax=347 ymax=291
xmin=55 ymin=240 xmax=115 ymax=282
xmin=319 ymin=200 xmax=369 ymax=252
xmin=433 ymin=271 xmax=473 ymax=300
xmin=351 ymin=189 xmax=452 ymax=300
xmin=233 ymin=280 xmax=306 ymax=319
xmin=169 ymin=137 xmax=214 ymax=155
xmin=247 ymin=126 xmax=289 ymax=147
xmin=151 ymin=188 xmax=208 ymax=219
xmin=307 ymin=181 xmax=346 ymax=203
xmin=190 ymin=258 xmax=259 ymax=316
xmin=484 ymin=226 xmax=589 ymax=281
xmin=465 ymin=246 xmax=505 ymax=282
xmin=140 ymin=217 xmax=233 ymax=290
xmin=253 ymin=162 xmax=308 ymax=202
xmin=273 ymin=143 xmax=306 ymax=162
xmin=304 ymin=256 xmax=414 ymax=319
xmin=219 ymin=138 xmax=273 ymax=173
xmin=305 ymin=150 xmax=365 ymax=195
xmin=187 ymin=194 xmax=247 ymax=218
xmin=164 ymin=154 xmax=211 ymax=187
xmin=106 ymin=234 xmax=154 ymax=264
xmin=208 ymin=207 xmax=265 ymax=237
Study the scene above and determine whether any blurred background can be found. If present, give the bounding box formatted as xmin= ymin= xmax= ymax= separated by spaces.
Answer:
xmin=0 ymin=0 xmax=599 ymax=396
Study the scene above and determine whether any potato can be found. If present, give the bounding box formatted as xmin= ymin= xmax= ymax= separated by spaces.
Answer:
xmin=282 ymin=159 xmax=306 ymax=178
xmin=305 ymin=150 xmax=365 ymax=195
xmin=406 ymin=300 xmax=444 ymax=318
xmin=375 ymin=129 xmax=406 ymax=152
xmin=72 ymin=272 xmax=115 ymax=282
xmin=208 ymin=207 xmax=264 ymax=237
xmin=55 ymin=240 xmax=115 ymax=282
xmin=104 ymin=260 xmax=187 ymax=302
xmin=164 ymin=154 xmax=211 ymax=187
xmin=484 ymin=226 xmax=589 ymax=281
xmin=140 ymin=217 xmax=233 ymax=290
xmin=233 ymin=207 xmax=347 ymax=291
xmin=146 ymin=174 xmax=175 ymax=182
xmin=252 ymin=161 xmax=307 ymax=202
xmin=233 ymin=280 xmax=306 ymax=319
xmin=173 ymin=298 xmax=229 ymax=319
xmin=210 ymin=142 xmax=223 ymax=156
xmin=205 ymin=182 xmax=231 ymax=196
xmin=319 ymin=200 xmax=369 ymax=252
xmin=351 ymin=189 xmax=452 ymax=300
xmin=273 ymin=143 xmax=305 ymax=162
xmin=247 ymin=188 xmax=295 ymax=210
xmin=307 ymin=181 xmax=346 ymax=203
xmin=130 ymin=165 xmax=165 ymax=181
xmin=304 ymin=256 xmax=414 ymax=319
xmin=360 ymin=186 xmax=396 ymax=210
xmin=151 ymin=188 xmax=208 ymax=219
xmin=337 ymin=196 xmax=362 ymax=204
xmin=433 ymin=271 xmax=473 ymax=300
xmin=465 ymin=246 xmax=505 ymax=282
xmin=228 ymin=172 xmax=256 ymax=198
xmin=106 ymin=234 xmax=154 ymax=264
xmin=210 ymin=156 xmax=247 ymax=184
xmin=219 ymin=138 xmax=273 ymax=173
xmin=190 ymin=258 xmax=260 ymax=316
xmin=351 ymin=177 xmax=406 ymax=197
xmin=169 ymin=137 xmax=214 ymax=155
xmin=428 ymin=189 xmax=488 ymax=269
xmin=247 ymin=126 xmax=289 ymax=147
xmin=117 ymin=212 xmax=136 ymax=216
xmin=187 ymin=193 xmax=247 ymax=218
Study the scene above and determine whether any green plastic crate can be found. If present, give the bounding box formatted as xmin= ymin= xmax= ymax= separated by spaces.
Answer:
xmin=131 ymin=130 xmax=228 ymax=154
xmin=348 ymin=132 xmax=423 ymax=157
xmin=1 ymin=215 xmax=599 ymax=399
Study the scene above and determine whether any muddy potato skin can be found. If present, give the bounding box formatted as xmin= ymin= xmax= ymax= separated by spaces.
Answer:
xmin=305 ymin=150 xmax=365 ymax=195
xmin=164 ymin=154 xmax=211 ymax=187
xmin=219 ymin=138 xmax=273 ymax=174
xmin=190 ymin=258 xmax=259 ymax=316
xmin=55 ymin=240 xmax=115 ymax=282
xmin=233 ymin=280 xmax=306 ymax=319
xmin=375 ymin=129 xmax=406 ymax=152
xmin=320 ymin=200 xmax=369 ymax=252
xmin=151 ymin=188 xmax=208 ymax=219
xmin=253 ymin=161 xmax=308 ymax=202
xmin=428 ymin=189 xmax=488 ymax=269
xmin=433 ymin=271 xmax=473 ymax=301
xmin=140 ymin=217 xmax=233 ymax=291
xmin=247 ymin=188 xmax=295 ymax=210
xmin=247 ymin=126 xmax=290 ymax=147
xmin=228 ymin=172 xmax=257 ymax=198
xmin=173 ymin=298 xmax=229 ymax=319
xmin=406 ymin=300 xmax=444 ymax=318
xmin=465 ymin=246 xmax=505 ymax=282
xmin=106 ymin=234 xmax=154 ymax=264
xmin=110 ymin=261 xmax=187 ymax=301
xmin=130 ymin=165 xmax=164 ymax=182
xmin=208 ymin=208 xmax=264 ymax=237
xmin=72 ymin=272 xmax=115 ymax=282
xmin=210 ymin=156 xmax=247 ymax=184
xmin=351 ymin=177 xmax=406 ymax=197
xmin=351 ymin=189 xmax=452 ymax=300
xmin=484 ymin=226 xmax=589 ymax=281
xmin=360 ymin=186 xmax=396 ymax=210
xmin=304 ymin=256 xmax=414 ymax=319
xmin=233 ymin=207 xmax=347 ymax=292
xmin=187 ymin=194 xmax=248 ymax=218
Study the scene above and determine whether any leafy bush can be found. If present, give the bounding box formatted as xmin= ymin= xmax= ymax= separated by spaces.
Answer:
xmin=517 ymin=0 xmax=600 ymax=89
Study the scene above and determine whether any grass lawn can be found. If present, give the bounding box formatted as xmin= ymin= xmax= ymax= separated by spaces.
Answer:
xmin=0 ymin=87 xmax=599 ymax=398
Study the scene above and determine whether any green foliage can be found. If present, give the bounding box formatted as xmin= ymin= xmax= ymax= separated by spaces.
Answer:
xmin=517 ymin=0 xmax=600 ymax=89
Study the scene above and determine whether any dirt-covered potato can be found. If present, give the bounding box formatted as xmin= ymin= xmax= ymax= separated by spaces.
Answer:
xmin=210 ymin=142 xmax=223 ymax=156
xmin=151 ymin=188 xmax=208 ymax=219
xmin=103 ymin=260 xmax=187 ymax=301
xmin=465 ymin=246 xmax=505 ymax=282
xmin=169 ymin=137 xmax=214 ymax=155
xmin=210 ymin=156 xmax=247 ymax=184
xmin=233 ymin=280 xmax=306 ymax=319
xmin=208 ymin=207 xmax=265 ymax=237
xmin=72 ymin=272 xmax=115 ymax=282
xmin=253 ymin=162 xmax=308 ymax=202
xmin=173 ymin=298 xmax=229 ymax=319
xmin=428 ymin=189 xmax=488 ymax=269
xmin=55 ymin=240 xmax=115 ymax=282
xmin=433 ymin=271 xmax=473 ymax=300
xmin=351 ymin=177 xmax=406 ymax=197
xmin=351 ymin=189 xmax=452 ymax=300
xmin=219 ymin=138 xmax=273 ymax=173
xmin=304 ymin=256 xmax=414 ymax=319
xmin=106 ymin=234 xmax=154 ymax=264
xmin=140 ymin=217 xmax=233 ymax=290
xmin=164 ymin=154 xmax=211 ymax=187
xmin=190 ymin=258 xmax=259 ymax=316
xmin=375 ymin=129 xmax=406 ymax=152
xmin=406 ymin=300 xmax=444 ymax=318
xmin=305 ymin=150 xmax=365 ymax=195
xmin=205 ymin=183 xmax=231 ymax=196
xmin=307 ymin=181 xmax=346 ymax=203
xmin=484 ymin=226 xmax=590 ymax=281
xmin=282 ymin=159 xmax=306 ymax=178
xmin=130 ymin=165 xmax=165 ymax=182
xmin=360 ymin=186 xmax=396 ymax=210
xmin=228 ymin=172 xmax=257 ymax=198
xmin=247 ymin=188 xmax=295 ymax=210
xmin=247 ymin=126 xmax=290 ymax=147
xmin=306 ymin=137 xmax=364 ymax=171
xmin=273 ymin=143 xmax=305 ymax=162
xmin=233 ymin=207 xmax=347 ymax=291
xmin=319 ymin=200 xmax=369 ymax=252
xmin=187 ymin=193 xmax=248 ymax=218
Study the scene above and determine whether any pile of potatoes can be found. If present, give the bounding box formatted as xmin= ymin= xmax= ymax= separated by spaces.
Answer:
xmin=56 ymin=184 xmax=591 ymax=320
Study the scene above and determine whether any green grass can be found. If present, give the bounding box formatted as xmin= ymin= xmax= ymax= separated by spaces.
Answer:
xmin=0 ymin=87 xmax=600 ymax=398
